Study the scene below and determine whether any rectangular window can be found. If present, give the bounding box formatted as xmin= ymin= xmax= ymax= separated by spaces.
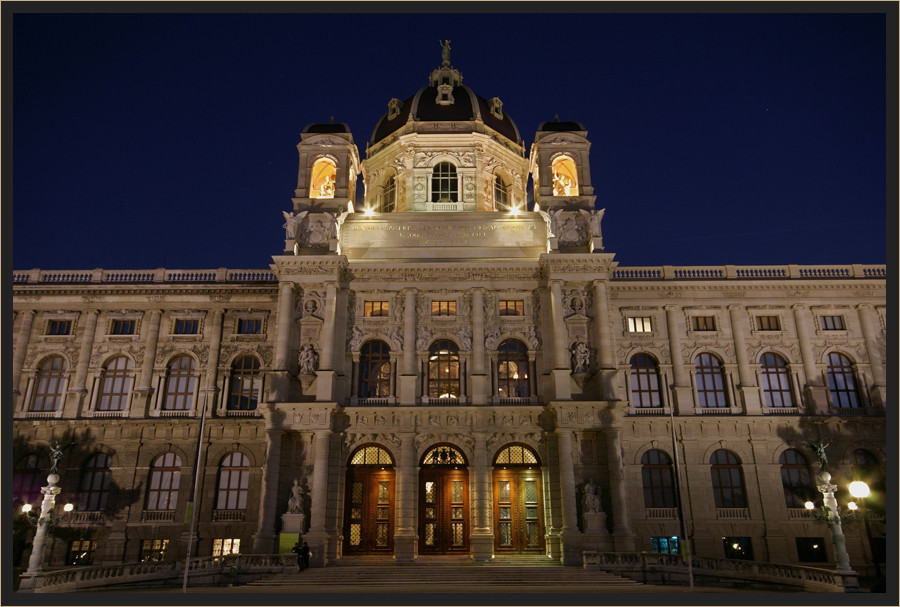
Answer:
xmin=66 ymin=540 xmax=98 ymax=566
xmin=237 ymin=319 xmax=261 ymax=334
xmin=174 ymin=319 xmax=199 ymax=334
xmin=212 ymin=538 xmax=241 ymax=557
xmin=722 ymin=536 xmax=754 ymax=561
xmin=111 ymin=320 xmax=136 ymax=335
xmin=46 ymin=320 xmax=72 ymax=335
xmin=627 ymin=317 xmax=652 ymax=333
xmin=756 ymin=315 xmax=780 ymax=331
xmin=364 ymin=301 xmax=390 ymax=317
xmin=692 ymin=316 xmax=716 ymax=331
xmin=821 ymin=315 xmax=844 ymax=331
xmin=432 ymin=301 xmax=457 ymax=316
xmin=650 ymin=536 xmax=680 ymax=555
xmin=795 ymin=537 xmax=827 ymax=562
xmin=140 ymin=539 xmax=169 ymax=562
xmin=499 ymin=300 xmax=524 ymax=316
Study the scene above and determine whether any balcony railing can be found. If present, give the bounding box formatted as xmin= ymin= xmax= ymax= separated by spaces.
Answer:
xmin=787 ymin=508 xmax=813 ymax=521
xmin=13 ymin=267 xmax=277 ymax=285
xmin=141 ymin=510 xmax=176 ymax=523
xmin=645 ymin=507 xmax=677 ymax=519
xmin=610 ymin=264 xmax=885 ymax=281
xmin=716 ymin=507 xmax=750 ymax=519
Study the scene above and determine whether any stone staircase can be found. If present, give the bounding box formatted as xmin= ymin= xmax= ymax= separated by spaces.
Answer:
xmin=243 ymin=555 xmax=642 ymax=592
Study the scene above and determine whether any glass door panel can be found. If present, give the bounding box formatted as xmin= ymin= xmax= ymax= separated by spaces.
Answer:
xmin=343 ymin=469 xmax=394 ymax=553
xmin=493 ymin=469 xmax=544 ymax=553
xmin=419 ymin=469 xmax=469 ymax=553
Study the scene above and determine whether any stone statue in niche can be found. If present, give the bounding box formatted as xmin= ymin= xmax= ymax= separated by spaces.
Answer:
xmin=571 ymin=341 xmax=590 ymax=374
xmin=552 ymin=170 xmax=574 ymax=196
xmin=298 ymin=344 xmax=319 ymax=375
xmin=582 ymin=479 xmax=602 ymax=514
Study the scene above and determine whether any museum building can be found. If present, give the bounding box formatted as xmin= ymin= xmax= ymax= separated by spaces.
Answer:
xmin=11 ymin=52 xmax=886 ymax=575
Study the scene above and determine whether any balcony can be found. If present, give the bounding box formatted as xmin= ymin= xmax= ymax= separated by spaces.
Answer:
xmin=645 ymin=508 xmax=677 ymax=520
xmin=716 ymin=507 xmax=750 ymax=520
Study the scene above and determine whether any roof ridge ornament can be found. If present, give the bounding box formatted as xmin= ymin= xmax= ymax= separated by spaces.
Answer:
xmin=440 ymin=39 xmax=451 ymax=66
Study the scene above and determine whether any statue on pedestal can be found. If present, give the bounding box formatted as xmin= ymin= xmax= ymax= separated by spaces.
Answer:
xmin=582 ymin=479 xmax=602 ymax=514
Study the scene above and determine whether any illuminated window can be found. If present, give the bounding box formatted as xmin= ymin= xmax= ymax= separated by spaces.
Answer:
xmin=163 ymin=355 xmax=195 ymax=411
xmin=723 ymin=537 xmax=753 ymax=560
xmin=494 ymin=175 xmax=509 ymax=210
xmin=550 ymin=156 xmax=578 ymax=196
xmin=212 ymin=538 xmax=241 ymax=557
xmin=497 ymin=339 xmax=529 ymax=398
xmin=349 ymin=445 xmax=394 ymax=466
xmin=795 ymin=538 xmax=826 ymax=562
xmin=359 ymin=341 xmax=391 ymax=398
xmin=498 ymin=300 xmax=524 ymax=316
xmin=692 ymin=316 xmax=716 ymax=331
xmin=650 ymin=536 xmax=680 ymax=555
xmin=140 ymin=539 xmax=169 ymax=562
xmin=756 ymin=315 xmax=780 ymax=331
xmin=174 ymin=319 xmax=199 ymax=335
xmin=97 ymin=356 xmax=133 ymax=411
xmin=237 ymin=319 xmax=262 ymax=334
xmin=710 ymin=450 xmax=746 ymax=508
xmin=310 ymin=158 xmax=337 ymax=199
xmin=431 ymin=162 xmax=458 ymax=202
xmin=821 ymin=315 xmax=844 ymax=330
xmin=364 ymin=301 xmax=390 ymax=317
xmin=427 ymin=340 xmax=459 ymax=398
xmin=30 ymin=356 xmax=67 ymax=412
xmin=826 ymin=352 xmax=859 ymax=408
xmin=760 ymin=353 xmax=794 ymax=407
xmin=431 ymin=301 xmax=456 ymax=316
xmin=216 ymin=452 xmax=250 ymax=510
xmin=642 ymin=450 xmax=676 ymax=508
xmin=422 ymin=445 xmax=466 ymax=466
xmin=493 ymin=444 xmax=539 ymax=466
xmin=627 ymin=317 xmax=652 ymax=333
xmin=382 ymin=175 xmax=396 ymax=213
xmin=46 ymin=320 xmax=72 ymax=335
xmin=78 ymin=453 xmax=112 ymax=512
xmin=779 ymin=449 xmax=814 ymax=509
xmin=66 ymin=540 xmax=98 ymax=566
xmin=145 ymin=453 xmax=181 ymax=511
xmin=630 ymin=354 xmax=661 ymax=408
xmin=228 ymin=356 xmax=261 ymax=410
xmin=695 ymin=353 xmax=728 ymax=408
xmin=110 ymin=319 xmax=135 ymax=335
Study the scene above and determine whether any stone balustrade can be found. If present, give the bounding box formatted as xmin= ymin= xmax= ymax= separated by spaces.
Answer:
xmin=12 ymin=268 xmax=277 ymax=284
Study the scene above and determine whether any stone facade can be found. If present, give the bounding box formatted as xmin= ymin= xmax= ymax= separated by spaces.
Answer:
xmin=12 ymin=54 xmax=886 ymax=575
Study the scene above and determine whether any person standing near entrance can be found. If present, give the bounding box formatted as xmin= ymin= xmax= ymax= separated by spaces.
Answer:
xmin=299 ymin=541 xmax=311 ymax=570
xmin=292 ymin=541 xmax=304 ymax=571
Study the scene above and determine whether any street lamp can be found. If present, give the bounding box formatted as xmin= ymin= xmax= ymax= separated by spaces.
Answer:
xmin=848 ymin=480 xmax=881 ymax=579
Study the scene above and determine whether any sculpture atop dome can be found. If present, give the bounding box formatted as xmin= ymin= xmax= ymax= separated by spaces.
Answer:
xmin=440 ymin=39 xmax=451 ymax=65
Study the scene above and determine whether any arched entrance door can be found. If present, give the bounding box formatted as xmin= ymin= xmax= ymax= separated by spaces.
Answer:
xmin=343 ymin=445 xmax=395 ymax=554
xmin=419 ymin=445 xmax=469 ymax=554
xmin=492 ymin=444 xmax=544 ymax=553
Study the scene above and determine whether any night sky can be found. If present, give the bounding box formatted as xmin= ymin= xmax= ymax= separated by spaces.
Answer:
xmin=11 ymin=9 xmax=888 ymax=272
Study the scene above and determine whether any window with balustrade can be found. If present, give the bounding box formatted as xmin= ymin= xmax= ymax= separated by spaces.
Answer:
xmin=145 ymin=453 xmax=181 ymax=511
xmin=359 ymin=340 xmax=391 ymax=398
xmin=431 ymin=162 xmax=458 ymax=202
xmin=228 ymin=356 xmax=261 ymax=410
xmin=30 ymin=355 xmax=67 ymax=412
xmin=497 ymin=339 xmax=529 ymax=398
xmin=641 ymin=449 xmax=676 ymax=508
xmin=710 ymin=449 xmax=747 ymax=508
xmin=216 ymin=452 xmax=250 ymax=511
xmin=779 ymin=449 xmax=814 ymax=509
xmin=760 ymin=352 xmax=794 ymax=408
xmin=428 ymin=340 xmax=460 ymax=399
xmin=96 ymin=356 xmax=133 ymax=411
xmin=695 ymin=353 xmax=728 ymax=408
xmin=162 ymin=355 xmax=196 ymax=411
xmin=826 ymin=352 xmax=860 ymax=408
xmin=78 ymin=453 xmax=112 ymax=512
xmin=630 ymin=354 xmax=662 ymax=408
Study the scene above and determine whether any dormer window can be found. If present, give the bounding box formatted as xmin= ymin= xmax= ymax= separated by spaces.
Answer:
xmin=436 ymin=84 xmax=454 ymax=106
xmin=310 ymin=158 xmax=337 ymax=199
xmin=551 ymin=156 xmax=578 ymax=197
xmin=387 ymin=98 xmax=403 ymax=121
xmin=431 ymin=162 xmax=458 ymax=203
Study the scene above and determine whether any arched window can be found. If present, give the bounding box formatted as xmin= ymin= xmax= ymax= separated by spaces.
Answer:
xmin=493 ymin=444 xmax=540 ymax=466
xmin=826 ymin=352 xmax=860 ymax=408
xmin=359 ymin=341 xmax=391 ymax=399
xmin=97 ymin=356 xmax=133 ymax=411
xmin=163 ymin=355 xmax=196 ymax=411
xmin=551 ymin=156 xmax=578 ymax=196
xmin=228 ymin=356 xmax=261 ymax=410
xmin=494 ymin=174 xmax=509 ymax=210
xmin=497 ymin=339 xmax=529 ymax=398
xmin=216 ymin=452 xmax=250 ymax=510
xmin=760 ymin=353 xmax=794 ymax=408
xmin=146 ymin=453 xmax=181 ymax=511
xmin=30 ymin=356 xmax=67 ymax=412
xmin=641 ymin=450 xmax=676 ymax=508
xmin=709 ymin=450 xmax=746 ymax=508
xmin=422 ymin=445 xmax=467 ymax=466
xmin=427 ymin=340 xmax=459 ymax=399
xmin=779 ymin=449 xmax=814 ymax=509
xmin=431 ymin=162 xmax=458 ymax=202
xmin=695 ymin=353 xmax=728 ymax=408
xmin=310 ymin=158 xmax=337 ymax=199
xmin=349 ymin=445 xmax=395 ymax=466
xmin=78 ymin=453 xmax=112 ymax=512
xmin=14 ymin=454 xmax=44 ymax=506
xmin=382 ymin=175 xmax=396 ymax=213
xmin=630 ymin=354 xmax=662 ymax=408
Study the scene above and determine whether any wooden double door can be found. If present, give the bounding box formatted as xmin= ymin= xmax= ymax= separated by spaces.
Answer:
xmin=343 ymin=467 xmax=394 ymax=554
xmin=419 ymin=468 xmax=469 ymax=553
xmin=493 ymin=468 xmax=544 ymax=553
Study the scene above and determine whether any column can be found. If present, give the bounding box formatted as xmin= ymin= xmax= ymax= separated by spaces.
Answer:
xmin=130 ymin=309 xmax=161 ymax=417
xmin=606 ymin=427 xmax=635 ymax=550
xmin=592 ymin=280 xmax=617 ymax=400
xmin=315 ymin=283 xmax=338 ymax=401
xmin=305 ymin=430 xmax=332 ymax=566
xmin=792 ymin=304 xmax=828 ymax=413
xmin=665 ymin=305 xmax=692 ymax=414
xmin=470 ymin=288 xmax=488 ymax=403
xmin=470 ymin=431 xmax=493 ymax=561
xmin=856 ymin=304 xmax=886 ymax=400
xmin=271 ymin=282 xmax=296 ymax=402
xmin=252 ymin=429 xmax=284 ymax=553
xmin=393 ymin=433 xmax=417 ymax=561
xmin=556 ymin=429 xmax=580 ymax=564
xmin=204 ymin=308 xmax=224 ymax=410
xmin=64 ymin=310 xmax=100 ymax=416
xmin=12 ymin=310 xmax=35 ymax=396
xmin=399 ymin=288 xmax=417 ymax=405
xmin=549 ymin=281 xmax=572 ymax=400
xmin=728 ymin=304 xmax=760 ymax=414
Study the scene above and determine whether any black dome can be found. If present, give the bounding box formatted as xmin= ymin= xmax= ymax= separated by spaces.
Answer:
xmin=303 ymin=123 xmax=351 ymax=134
xmin=537 ymin=120 xmax=586 ymax=132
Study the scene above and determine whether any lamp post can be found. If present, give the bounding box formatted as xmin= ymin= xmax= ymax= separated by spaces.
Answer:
xmin=848 ymin=480 xmax=881 ymax=579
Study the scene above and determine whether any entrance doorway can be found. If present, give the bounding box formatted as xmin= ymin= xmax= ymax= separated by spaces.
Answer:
xmin=492 ymin=444 xmax=544 ymax=553
xmin=419 ymin=445 xmax=469 ymax=554
xmin=343 ymin=445 xmax=395 ymax=554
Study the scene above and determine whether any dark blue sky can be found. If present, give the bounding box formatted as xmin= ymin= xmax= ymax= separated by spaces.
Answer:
xmin=12 ymin=10 xmax=888 ymax=271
